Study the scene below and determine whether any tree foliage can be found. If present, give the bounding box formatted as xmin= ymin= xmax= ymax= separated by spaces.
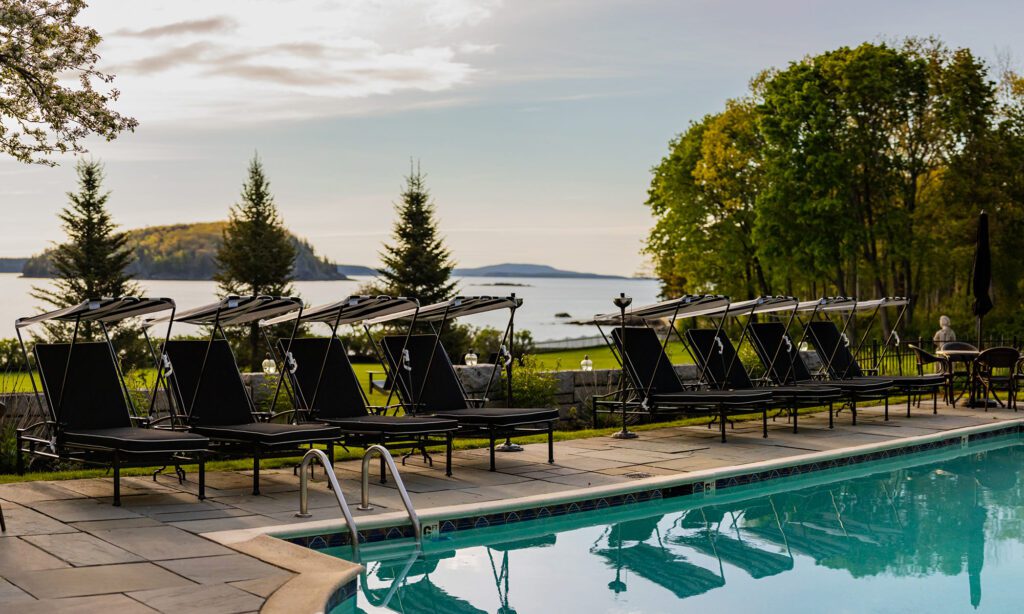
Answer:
xmin=0 ymin=0 xmax=137 ymax=164
xmin=22 ymin=221 xmax=344 ymax=281
xmin=645 ymin=39 xmax=1024 ymax=336
xmin=31 ymin=158 xmax=138 ymax=340
xmin=378 ymin=165 xmax=457 ymax=306
xmin=215 ymin=155 xmax=296 ymax=369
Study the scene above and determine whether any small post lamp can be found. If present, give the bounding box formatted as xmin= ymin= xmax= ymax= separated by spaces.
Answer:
xmin=464 ymin=348 xmax=478 ymax=366
xmin=611 ymin=293 xmax=638 ymax=439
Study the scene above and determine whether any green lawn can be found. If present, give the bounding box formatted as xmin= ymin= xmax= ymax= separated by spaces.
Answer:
xmin=531 ymin=341 xmax=690 ymax=371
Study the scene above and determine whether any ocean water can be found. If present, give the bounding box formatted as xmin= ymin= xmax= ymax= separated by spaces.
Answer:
xmin=0 ymin=273 xmax=660 ymax=341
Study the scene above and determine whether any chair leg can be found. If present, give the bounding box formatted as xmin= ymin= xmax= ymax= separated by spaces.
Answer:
xmin=112 ymin=451 xmax=121 ymax=507
xmin=489 ymin=432 xmax=497 ymax=471
xmin=0 ymin=500 xmax=5 ymax=532
xmin=379 ymin=436 xmax=388 ymax=484
xmin=252 ymin=451 xmax=261 ymax=496
xmin=792 ymin=405 xmax=798 ymax=434
xmin=851 ymin=400 xmax=857 ymax=426
xmin=198 ymin=454 xmax=206 ymax=501
xmin=763 ymin=408 xmax=768 ymax=438
xmin=445 ymin=432 xmax=453 ymax=477
xmin=884 ymin=397 xmax=889 ymax=421
xmin=548 ymin=422 xmax=555 ymax=464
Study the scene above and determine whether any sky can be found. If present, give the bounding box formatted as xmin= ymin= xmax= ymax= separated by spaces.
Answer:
xmin=1 ymin=0 xmax=1022 ymax=276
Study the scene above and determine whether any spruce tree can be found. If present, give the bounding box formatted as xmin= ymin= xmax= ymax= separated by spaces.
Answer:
xmin=378 ymin=165 xmax=457 ymax=305
xmin=32 ymin=159 xmax=138 ymax=340
xmin=215 ymin=154 xmax=296 ymax=370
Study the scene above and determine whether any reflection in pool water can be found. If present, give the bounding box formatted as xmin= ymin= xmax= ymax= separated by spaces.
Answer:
xmin=330 ymin=440 xmax=1024 ymax=613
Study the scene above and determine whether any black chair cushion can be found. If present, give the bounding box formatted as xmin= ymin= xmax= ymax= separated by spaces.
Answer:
xmin=768 ymin=385 xmax=843 ymax=402
xmin=321 ymin=415 xmax=458 ymax=435
xmin=164 ymin=340 xmax=257 ymax=427
xmin=191 ymin=422 xmax=340 ymax=445
xmin=651 ymin=389 xmax=772 ymax=408
xmin=611 ymin=327 xmax=685 ymax=395
xmin=685 ymin=329 xmax=754 ymax=389
xmin=63 ymin=427 xmax=208 ymax=453
xmin=825 ymin=377 xmax=894 ymax=394
xmin=280 ymin=337 xmax=370 ymax=420
xmin=888 ymin=375 xmax=946 ymax=388
xmin=748 ymin=322 xmax=817 ymax=384
xmin=35 ymin=342 xmax=133 ymax=430
xmin=381 ymin=335 xmax=470 ymax=412
xmin=433 ymin=407 xmax=559 ymax=426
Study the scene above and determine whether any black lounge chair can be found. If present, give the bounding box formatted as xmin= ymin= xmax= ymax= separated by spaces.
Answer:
xmin=280 ymin=336 xmax=458 ymax=478
xmin=683 ymin=327 xmax=841 ymax=433
xmin=747 ymin=321 xmax=895 ymax=426
xmin=604 ymin=326 xmax=773 ymax=441
xmin=26 ymin=342 xmax=209 ymax=505
xmin=163 ymin=339 xmax=341 ymax=495
xmin=381 ymin=334 xmax=557 ymax=471
xmin=15 ymin=297 xmax=208 ymax=507
xmin=805 ymin=319 xmax=943 ymax=418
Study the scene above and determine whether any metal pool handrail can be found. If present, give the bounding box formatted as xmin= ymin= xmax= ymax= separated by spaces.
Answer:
xmin=296 ymin=448 xmax=361 ymax=557
xmin=358 ymin=445 xmax=422 ymax=543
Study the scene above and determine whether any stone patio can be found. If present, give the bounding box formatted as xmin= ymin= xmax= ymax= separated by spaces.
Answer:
xmin=1 ymin=401 xmax=1020 ymax=612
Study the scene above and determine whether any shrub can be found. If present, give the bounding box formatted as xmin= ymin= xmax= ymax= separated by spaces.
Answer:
xmin=504 ymin=355 xmax=558 ymax=408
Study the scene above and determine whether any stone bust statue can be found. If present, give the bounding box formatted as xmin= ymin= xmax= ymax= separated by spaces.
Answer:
xmin=933 ymin=315 xmax=956 ymax=348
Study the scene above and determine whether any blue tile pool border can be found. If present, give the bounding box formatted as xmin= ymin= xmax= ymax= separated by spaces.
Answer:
xmin=285 ymin=422 xmax=1022 ymax=552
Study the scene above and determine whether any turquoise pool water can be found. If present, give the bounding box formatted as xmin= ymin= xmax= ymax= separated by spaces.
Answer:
xmin=328 ymin=437 xmax=1024 ymax=613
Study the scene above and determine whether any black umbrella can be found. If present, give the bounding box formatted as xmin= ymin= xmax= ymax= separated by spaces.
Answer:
xmin=971 ymin=211 xmax=993 ymax=346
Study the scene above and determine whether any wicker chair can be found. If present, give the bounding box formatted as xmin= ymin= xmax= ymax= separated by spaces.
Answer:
xmin=973 ymin=347 xmax=1020 ymax=410
xmin=908 ymin=344 xmax=952 ymax=405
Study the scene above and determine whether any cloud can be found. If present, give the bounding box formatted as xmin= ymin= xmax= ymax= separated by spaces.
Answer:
xmin=114 ymin=16 xmax=238 ymax=38
xmin=423 ymin=0 xmax=502 ymax=29
xmin=113 ymin=42 xmax=216 ymax=73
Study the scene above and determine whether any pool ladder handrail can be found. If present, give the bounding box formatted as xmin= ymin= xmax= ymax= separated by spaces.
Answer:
xmin=296 ymin=446 xmax=422 ymax=559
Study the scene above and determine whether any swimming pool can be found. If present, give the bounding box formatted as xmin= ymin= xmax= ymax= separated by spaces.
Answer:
xmin=322 ymin=434 xmax=1024 ymax=613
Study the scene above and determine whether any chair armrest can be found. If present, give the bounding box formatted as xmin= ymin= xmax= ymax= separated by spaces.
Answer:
xmin=17 ymin=420 xmax=55 ymax=437
xmin=366 ymin=403 xmax=406 ymax=416
xmin=465 ymin=397 xmax=488 ymax=408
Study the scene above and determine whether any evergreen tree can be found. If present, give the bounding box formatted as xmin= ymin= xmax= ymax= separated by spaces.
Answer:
xmin=215 ymin=154 xmax=296 ymax=370
xmin=378 ymin=165 xmax=457 ymax=305
xmin=32 ymin=159 xmax=138 ymax=340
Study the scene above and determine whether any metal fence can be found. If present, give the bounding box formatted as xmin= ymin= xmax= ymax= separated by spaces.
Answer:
xmin=532 ymin=335 xmax=608 ymax=353
xmin=865 ymin=337 xmax=1022 ymax=376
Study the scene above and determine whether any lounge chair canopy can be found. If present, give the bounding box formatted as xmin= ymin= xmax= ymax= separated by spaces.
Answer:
xmin=17 ymin=297 xmax=174 ymax=327
xmin=689 ymin=295 xmax=798 ymax=319
xmin=795 ymin=296 xmax=908 ymax=313
xmin=592 ymin=294 xmax=729 ymax=324
xmin=261 ymin=295 xmax=417 ymax=327
xmin=366 ymin=295 xmax=521 ymax=325
xmin=147 ymin=295 xmax=301 ymax=327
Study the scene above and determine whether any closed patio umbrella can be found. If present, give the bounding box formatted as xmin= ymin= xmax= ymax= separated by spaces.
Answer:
xmin=970 ymin=211 xmax=993 ymax=347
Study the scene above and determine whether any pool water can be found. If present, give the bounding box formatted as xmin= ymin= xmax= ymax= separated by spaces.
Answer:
xmin=328 ymin=438 xmax=1024 ymax=613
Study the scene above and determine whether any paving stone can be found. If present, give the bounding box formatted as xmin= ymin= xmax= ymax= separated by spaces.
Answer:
xmin=0 ymin=577 xmax=35 ymax=605
xmin=169 ymin=515 xmax=279 ymax=534
xmin=90 ymin=526 xmax=233 ymax=560
xmin=71 ymin=517 xmax=164 ymax=532
xmin=0 ymin=503 xmax=79 ymax=536
xmin=129 ymin=583 xmax=264 ymax=614
xmin=7 ymin=593 xmax=159 ymax=614
xmin=0 ymin=537 xmax=71 ymax=574
xmin=25 ymin=532 xmax=144 ymax=566
xmin=0 ymin=482 xmax=85 ymax=504
xmin=5 ymin=562 xmax=194 ymax=599
xmin=156 ymin=554 xmax=288 ymax=585
xmin=27 ymin=499 xmax=142 ymax=522
xmin=56 ymin=478 xmax=158 ymax=499
xmin=229 ymin=574 xmax=293 ymax=598
xmin=150 ymin=508 xmax=254 ymax=523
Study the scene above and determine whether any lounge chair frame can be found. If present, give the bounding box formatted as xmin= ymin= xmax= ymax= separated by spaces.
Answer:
xmin=590 ymin=295 xmax=774 ymax=441
xmin=153 ymin=296 xmax=340 ymax=495
xmin=262 ymin=295 xmax=458 ymax=480
xmin=367 ymin=295 xmax=557 ymax=471
xmin=14 ymin=297 xmax=208 ymax=506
